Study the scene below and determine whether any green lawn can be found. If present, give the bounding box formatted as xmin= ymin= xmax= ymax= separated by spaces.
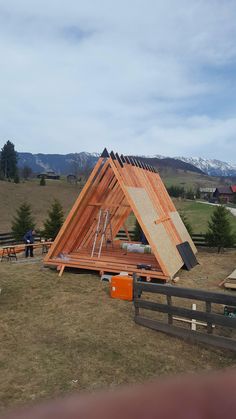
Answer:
xmin=175 ymin=200 xmax=236 ymax=234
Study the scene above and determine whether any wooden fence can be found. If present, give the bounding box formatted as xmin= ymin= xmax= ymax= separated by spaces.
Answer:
xmin=133 ymin=278 xmax=236 ymax=352
xmin=0 ymin=231 xmax=235 ymax=248
xmin=0 ymin=232 xmax=42 ymax=247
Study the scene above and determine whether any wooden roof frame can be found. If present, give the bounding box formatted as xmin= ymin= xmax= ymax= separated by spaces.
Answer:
xmin=44 ymin=149 xmax=197 ymax=280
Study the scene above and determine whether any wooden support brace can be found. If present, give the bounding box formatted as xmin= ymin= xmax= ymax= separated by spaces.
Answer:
xmin=58 ymin=265 xmax=65 ymax=277
xmin=154 ymin=216 xmax=171 ymax=225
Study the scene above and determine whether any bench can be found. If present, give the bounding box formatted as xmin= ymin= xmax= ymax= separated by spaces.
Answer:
xmin=1 ymin=246 xmax=17 ymax=261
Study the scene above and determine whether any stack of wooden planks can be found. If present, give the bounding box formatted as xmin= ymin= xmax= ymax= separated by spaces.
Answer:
xmin=224 ymin=269 xmax=236 ymax=289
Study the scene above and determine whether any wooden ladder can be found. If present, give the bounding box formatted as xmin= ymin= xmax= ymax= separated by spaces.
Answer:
xmin=91 ymin=209 xmax=113 ymax=258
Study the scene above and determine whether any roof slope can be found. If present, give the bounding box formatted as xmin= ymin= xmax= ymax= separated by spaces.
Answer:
xmin=215 ymin=186 xmax=233 ymax=194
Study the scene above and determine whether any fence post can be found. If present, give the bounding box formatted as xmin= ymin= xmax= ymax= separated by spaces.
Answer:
xmin=167 ymin=295 xmax=173 ymax=325
xmin=133 ymin=274 xmax=140 ymax=317
xmin=206 ymin=301 xmax=213 ymax=334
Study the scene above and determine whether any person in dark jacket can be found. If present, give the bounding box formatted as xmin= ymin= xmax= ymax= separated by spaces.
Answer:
xmin=23 ymin=229 xmax=36 ymax=257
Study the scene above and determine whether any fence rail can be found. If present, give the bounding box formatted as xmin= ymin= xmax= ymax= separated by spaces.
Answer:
xmin=133 ymin=278 xmax=236 ymax=352
xmin=0 ymin=232 xmax=42 ymax=246
xmin=0 ymin=231 xmax=235 ymax=248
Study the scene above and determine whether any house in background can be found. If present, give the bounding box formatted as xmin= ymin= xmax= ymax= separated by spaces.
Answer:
xmin=213 ymin=186 xmax=233 ymax=203
xmin=37 ymin=171 xmax=60 ymax=180
xmin=231 ymin=185 xmax=236 ymax=203
xmin=231 ymin=185 xmax=236 ymax=194
xmin=199 ymin=187 xmax=216 ymax=200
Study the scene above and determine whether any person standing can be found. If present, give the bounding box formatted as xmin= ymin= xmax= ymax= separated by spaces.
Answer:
xmin=23 ymin=229 xmax=36 ymax=257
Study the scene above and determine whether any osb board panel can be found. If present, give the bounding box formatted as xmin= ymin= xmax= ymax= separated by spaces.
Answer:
xmin=170 ymin=211 xmax=197 ymax=254
xmin=127 ymin=187 xmax=183 ymax=278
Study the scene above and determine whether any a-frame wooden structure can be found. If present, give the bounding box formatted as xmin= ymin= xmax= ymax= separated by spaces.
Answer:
xmin=44 ymin=149 xmax=197 ymax=280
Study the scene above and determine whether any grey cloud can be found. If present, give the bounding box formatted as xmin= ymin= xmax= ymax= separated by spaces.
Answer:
xmin=0 ymin=0 xmax=235 ymax=161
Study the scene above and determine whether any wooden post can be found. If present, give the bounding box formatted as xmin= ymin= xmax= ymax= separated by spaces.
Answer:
xmin=133 ymin=274 xmax=140 ymax=317
xmin=58 ymin=265 xmax=65 ymax=278
xmin=206 ymin=301 xmax=213 ymax=334
xmin=167 ymin=295 xmax=173 ymax=325
xmin=191 ymin=303 xmax=197 ymax=331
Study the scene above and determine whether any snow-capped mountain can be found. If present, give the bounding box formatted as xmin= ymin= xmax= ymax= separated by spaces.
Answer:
xmin=17 ymin=151 xmax=236 ymax=178
xmin=176 ymin=157 xmax=236 ymax=177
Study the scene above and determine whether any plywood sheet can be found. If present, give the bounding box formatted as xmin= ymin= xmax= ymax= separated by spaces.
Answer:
xmin=170 ymin=211 xmax=197 ymax=254
xmin=127 ymin=187 xmax=184 ymax=278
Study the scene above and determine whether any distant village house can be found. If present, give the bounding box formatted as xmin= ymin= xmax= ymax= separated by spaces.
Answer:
xmin=37 ymin=171 xmax=60 ymax=180
xmin=213 ymin=185 xmax=236 ymax=203
xmin=199 ymin=187 xmax=216 ymax=200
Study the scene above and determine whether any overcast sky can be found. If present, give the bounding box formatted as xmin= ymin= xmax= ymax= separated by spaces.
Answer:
xmin=0 ymin=0 xmax=235 ymax=162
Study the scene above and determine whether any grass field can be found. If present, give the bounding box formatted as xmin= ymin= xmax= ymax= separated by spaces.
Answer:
xmin=174 ymin=200 xmax=236 ymax=234
xmin=0 ymin=179 xmax=82 ymax=231
xmin=0 ymin=250 xmax=236 ymax=413
xmin=162 ymin=169 xmax=221 ymax=189
xmin=1 ymin=178 xmax=236 ymax=237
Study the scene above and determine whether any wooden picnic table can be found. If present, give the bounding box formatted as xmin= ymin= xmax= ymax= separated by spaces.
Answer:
xmin=0 ymin=241 xmax=53 ymax=261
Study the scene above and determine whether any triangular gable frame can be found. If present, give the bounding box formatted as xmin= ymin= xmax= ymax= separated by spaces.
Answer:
xmin=45 ymin=151 xmax=197 ymax=280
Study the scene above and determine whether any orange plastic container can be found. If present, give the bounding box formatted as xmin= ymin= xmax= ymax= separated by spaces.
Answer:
xmin=110 ymin=275 xmax=133 ymax=301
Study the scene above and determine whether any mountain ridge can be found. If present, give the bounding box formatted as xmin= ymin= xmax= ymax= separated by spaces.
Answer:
xmin=17 ymin=152 xmax=204 ymax=176
xmin=17 ymin=151 xmax=236 ymax=177
xmin=176 ymin=156 xmax=236 ymax=177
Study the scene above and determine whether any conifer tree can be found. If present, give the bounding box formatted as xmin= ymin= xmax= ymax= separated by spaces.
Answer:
xmin=185 ymin=188 xmax=195 ymax=200
xmin=0 ymin=140 xmax=18 ymax=179
xmin=11 ymin=202 xmax=35 ymax=241
xmin=22 ymin=165 xmax=33 ymax=180
xmin=40 ymin=176 xmax=46 ymax=186
xmin=13 ymin=173 xmax=20 ymax=184
xmin=196 ymin=187 xmax=201 ymax=199
xmin=43 ymin=199 xmax=64 ymax=240
xmin=206 ymin=205 xmax=235 ymax=252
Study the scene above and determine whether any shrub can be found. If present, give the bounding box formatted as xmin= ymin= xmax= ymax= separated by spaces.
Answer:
xmin=206 ymin=205 xmax=235 ymax=252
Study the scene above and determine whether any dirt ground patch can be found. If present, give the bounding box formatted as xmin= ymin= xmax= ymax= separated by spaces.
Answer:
xmin=0 ymin=249 xmax=236 ymax=412
xmin=178 ymin=248 xmax=236 ymax=290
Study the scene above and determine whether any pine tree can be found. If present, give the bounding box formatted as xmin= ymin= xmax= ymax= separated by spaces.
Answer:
xmin=196 ymin=188 xmax=201 ymax=199
xmin=11 ymin=202 xmax=35 ymax=241
xmin=43 ymin=199 xmax=64 ymax=240
xmin=185 ymin=188 xmax=195 ymax=200
xmin=0 ymin=140 xmax=18 ymax=179
xmin=21 ymin=165 xmax=33 ymax=180
xmin=40 ymin=176 xmax=46 ymax=186
xmin=13 ymin=173 xmax=20 ymax=184
xmin=206 ymin=205 xmax=235 ymax=252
